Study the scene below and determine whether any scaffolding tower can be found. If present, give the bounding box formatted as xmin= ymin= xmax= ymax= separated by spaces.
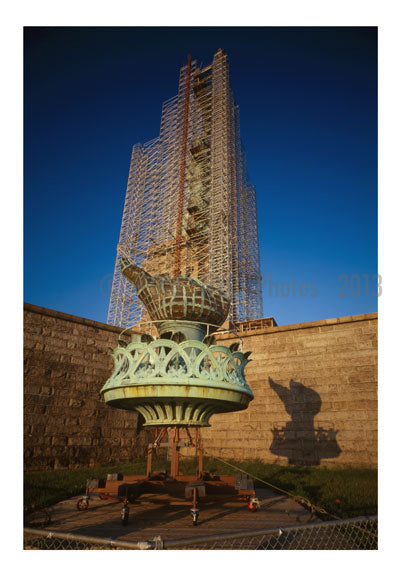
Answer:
xmin=108 ymin=49 xmax=263 ymax=329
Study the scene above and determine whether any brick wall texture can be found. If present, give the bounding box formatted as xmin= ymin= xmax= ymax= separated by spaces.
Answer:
xmin=203 ymin=313 xmax=378 ymax=468
xmin=24 ymin=304 xmax=152 ymax=470
xmin=24 ymin=303 xmax=377 ymax=470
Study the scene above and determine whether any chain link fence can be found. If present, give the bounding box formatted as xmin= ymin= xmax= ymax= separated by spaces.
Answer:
xmin=168 ymin=516 xmax=378 ymax=549
xmin=24 ymin=516 xmax=377 ymax=550
xmin=23 ymin=529 xmax=159 ymax=550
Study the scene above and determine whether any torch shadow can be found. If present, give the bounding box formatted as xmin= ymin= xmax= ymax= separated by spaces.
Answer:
xmin=268 ymin=378 xmax=341 ymax=466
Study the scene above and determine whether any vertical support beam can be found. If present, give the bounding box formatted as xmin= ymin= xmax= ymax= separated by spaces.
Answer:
xmin=173 ymin=54 xmax=192 ymax=278
xmin=197 ymin=429 xmax=203 ymax=478
xmin=146 ymin=444 xmax=153 ymax=477
xmin=170 ymin=428 xmax=179 ymax=478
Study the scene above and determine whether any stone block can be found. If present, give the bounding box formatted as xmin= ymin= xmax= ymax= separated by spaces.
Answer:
xmin=23 ymin=304 xmax=378 ymax=470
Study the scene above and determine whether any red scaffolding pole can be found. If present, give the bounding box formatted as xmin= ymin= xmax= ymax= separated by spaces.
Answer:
xmin=173 ymin=54 xmax=192 ymax=278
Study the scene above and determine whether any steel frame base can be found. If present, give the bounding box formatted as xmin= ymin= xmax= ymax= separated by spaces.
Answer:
xmin=77 ymin=428 xmax=257 ymax=525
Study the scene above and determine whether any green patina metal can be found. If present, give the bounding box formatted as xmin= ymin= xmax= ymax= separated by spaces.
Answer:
xmin=101 ymin=261 xmax=254 ymax=427
xmin=120 ymin=258 xmax=230 ymax=338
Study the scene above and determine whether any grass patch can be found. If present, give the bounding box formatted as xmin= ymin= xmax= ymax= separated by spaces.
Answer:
xmin=24 ymin=457 xmax=377 ymax=520
xmin=205 ymin=458 xmax=378 ymax=519
xmin=24 ymin=460 xmax=149 ymax=514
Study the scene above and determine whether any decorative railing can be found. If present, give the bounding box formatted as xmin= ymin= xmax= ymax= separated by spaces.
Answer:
xmin=101 ymin=339 xmax=252 ymax=395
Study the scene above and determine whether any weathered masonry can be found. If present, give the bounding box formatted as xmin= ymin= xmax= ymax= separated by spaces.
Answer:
xmin=24 ymin=303 xmax=377 ymax=470
xmin=201 ymin=313 xmax=377 ymax=468
xmin=24 ymin=303 xmax=151 ymax=470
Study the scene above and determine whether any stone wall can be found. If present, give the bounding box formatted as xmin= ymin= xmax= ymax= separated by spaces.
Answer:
xmin=24 ymin=303 xmax=152 ymax=470
xmin=24 ymin=303 xmax=377 ymax=470
xmin=205 ymin=312 xmax=378 ymax=468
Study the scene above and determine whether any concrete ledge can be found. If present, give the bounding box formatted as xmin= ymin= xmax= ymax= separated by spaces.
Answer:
xmin=216 ymin=312 xmax=378 ymax=340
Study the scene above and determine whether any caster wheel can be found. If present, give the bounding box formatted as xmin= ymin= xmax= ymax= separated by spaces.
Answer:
xmin=121 ymin=505 xmax=129 ymax=525
xmin=190 ymin=508 xmax=199 ymax=526
xmin=77 ymin=498 xmax=89 ymax=511
xmin=247 ymin=498 xmax=260 ymax=512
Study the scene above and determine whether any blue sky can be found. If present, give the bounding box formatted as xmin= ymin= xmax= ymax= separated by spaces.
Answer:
xmin=24 ymin=27 xmax=377 ymax=326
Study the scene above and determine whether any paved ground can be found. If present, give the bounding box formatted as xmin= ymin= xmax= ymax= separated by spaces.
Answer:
xmin=25 ymin=487 xmax=314 ymax=544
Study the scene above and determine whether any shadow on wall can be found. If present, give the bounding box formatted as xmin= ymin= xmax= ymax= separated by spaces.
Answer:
xmin=269 ymin=378 xmax=341 ymax=466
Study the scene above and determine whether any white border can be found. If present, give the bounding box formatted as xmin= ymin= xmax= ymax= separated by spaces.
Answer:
xmin=2 ymin=0 xmax=398 ymax=572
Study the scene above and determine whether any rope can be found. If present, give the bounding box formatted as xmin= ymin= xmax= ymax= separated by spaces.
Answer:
xmin=201 ymin=452 xmax=376 ymax=537
xmin=203 ymin=453 xmax=326 ymax=516
xmin=146 ymin=432 xmax=376 ymax=538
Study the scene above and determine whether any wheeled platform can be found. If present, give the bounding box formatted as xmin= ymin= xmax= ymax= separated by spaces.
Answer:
xmin=77 ymin=428 xmax=260 ymax=525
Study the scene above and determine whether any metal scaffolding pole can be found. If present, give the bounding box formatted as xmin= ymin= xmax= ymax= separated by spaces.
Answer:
xmin=108 ymin=49 xmax=263 ymax=329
